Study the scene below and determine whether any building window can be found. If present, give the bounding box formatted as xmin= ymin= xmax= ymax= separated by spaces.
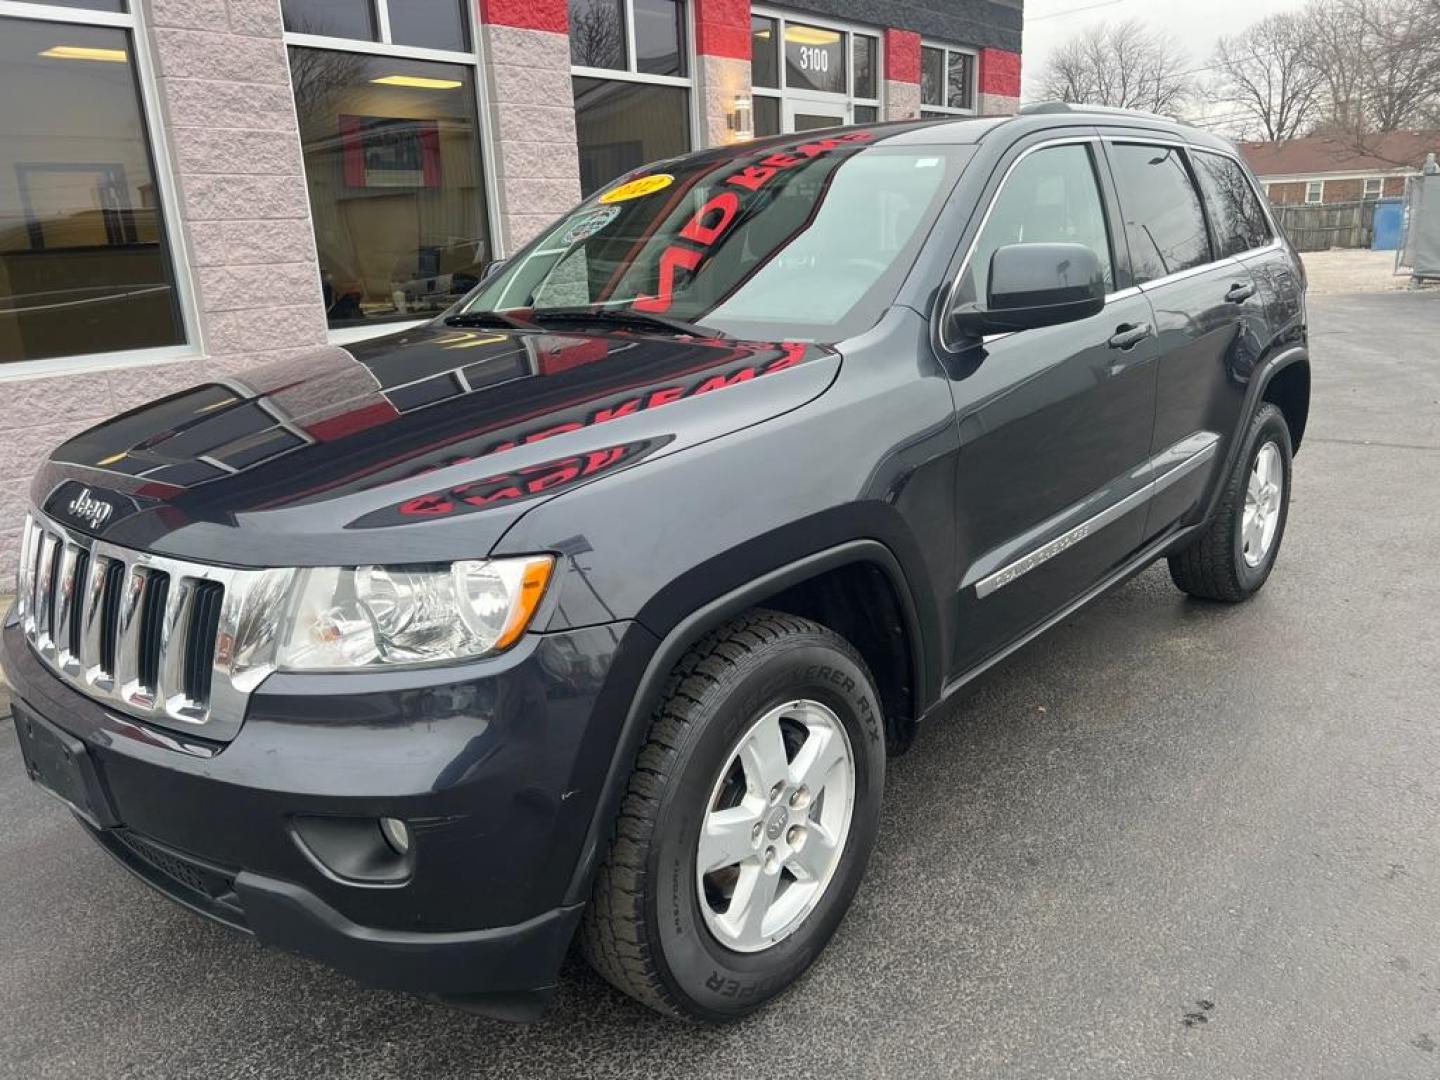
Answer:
xmin=749 ymin=6 xmax=881 ymax=136
xmin=1305 ymin=180 xmax=1324 ymax=204
xmin=285 ymin=1 xmax=497 ymax=332
xmin=1 ymin=7 xmax=189 ymax=369
xmin=570 ymin=0 xmax=691 ymax=196
xmin=920 ymin=41 xmax=977 ymax=117
xmin=283 ymin=0 xmax=471 ymax=51
xmin=1363 ymin=177 xmax=1384 ymax=200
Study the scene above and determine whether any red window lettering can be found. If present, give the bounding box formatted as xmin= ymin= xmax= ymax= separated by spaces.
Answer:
xmin=765 ymin=342 xmax=808 ymax=372
xmin=634 ymin=246 xmax=702 ymax=313
xmin=725 ymin=165 xmax=778 ymax=192
xmin=647 ymin=386 xmax=687 ymax=408
xmin=680 ymin=191 xmax=741 ymax=246
xmin=524 ymin=421 xmax=585 ymax=444
xmin=692 ymin=367 xmax=758 ymax=395
xmin=761 ymin=152 xmax=802 ymax=169
xmin=795 ymin=138 xmax=844 ymax=159
xmin=459 ymin=485 xmax=524 ymax=508
xmin=591 ymin=398 xmax=642 ymax=425
xmin=525 ymin=464 xmax=582 ymax=493
xmin=582 ymin=446 xmax=627 ymax=474
xmin=400 ymin=493 xmax=454 ymax=516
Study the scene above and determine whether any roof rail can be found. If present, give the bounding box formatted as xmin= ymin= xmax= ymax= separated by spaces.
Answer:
xmin=1018 ymin=101 xmax=1178 ymax=123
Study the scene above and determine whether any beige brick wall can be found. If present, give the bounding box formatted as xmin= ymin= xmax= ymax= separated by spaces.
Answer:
xmin=483 ymin=25 xmax=583 ymax=250
xmin=885 ymin=80 xmax=920 ymax=122
xmin=979 ymin=93 xmax=1020 ymax=117
xmin=696 ymin=55 xmax=751 ymax=150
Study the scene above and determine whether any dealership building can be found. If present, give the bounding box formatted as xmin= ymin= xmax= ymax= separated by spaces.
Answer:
xmin=0 ymin=0 xmax=1022 ymax=567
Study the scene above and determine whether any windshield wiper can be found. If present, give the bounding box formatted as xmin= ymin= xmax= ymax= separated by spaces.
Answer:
xmin=528 ymin=307 xmax=721 ymax=339
xmin=443 ymin=310 xmax=533 ymax=330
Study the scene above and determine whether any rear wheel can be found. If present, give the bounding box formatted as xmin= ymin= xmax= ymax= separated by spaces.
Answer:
xmin=1168 ymin=402 xmax=1293 ymax=602
xmin=580 ymin=610 xmax=885 ymax=1020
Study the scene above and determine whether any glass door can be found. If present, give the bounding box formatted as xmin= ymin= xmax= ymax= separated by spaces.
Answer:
xmin=783 ymin=97 xmax=848 ymax=133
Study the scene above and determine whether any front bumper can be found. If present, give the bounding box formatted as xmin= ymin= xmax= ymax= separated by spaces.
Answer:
xmin=2 ymin=609 xmax=657 ymax=1013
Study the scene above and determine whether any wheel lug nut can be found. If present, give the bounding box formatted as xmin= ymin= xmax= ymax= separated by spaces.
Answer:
xmin=786 ymin=824 xmax=806 ymax=848
xmin=764 ymin=847 xmax=778 ymax=871
xmin=789 ymin=785 xmax=810 ymax=809
xmin=751 ymin=822 xmax=763 ymax=843
xmin=769 ymin=781 xmax=785 ymax=804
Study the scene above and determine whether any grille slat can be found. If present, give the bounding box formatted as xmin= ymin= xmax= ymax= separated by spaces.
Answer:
xmin=98 ymin=560 xmax=126 ymax=678
xmin=64 ymin=549 xmax=90 ymax=661
xmin=186 ymin=581 xmax=224 ymax=706
xmin=137 ymin=570 xmax=170 ymax=695
xmin=19 ymin=511 xmax=252 ymax=740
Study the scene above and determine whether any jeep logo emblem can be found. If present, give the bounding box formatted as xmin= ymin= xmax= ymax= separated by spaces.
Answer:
xmin=67 ymin=488 xmax=113 ymax=531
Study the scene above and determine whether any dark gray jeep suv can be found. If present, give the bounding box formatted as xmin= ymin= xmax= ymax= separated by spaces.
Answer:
xmin=4 ymin=104 xmax=1308 ymax=1022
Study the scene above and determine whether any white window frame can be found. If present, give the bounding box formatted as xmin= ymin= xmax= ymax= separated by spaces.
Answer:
xmin=749 ymin=5 xmax=883 ymax=132
xmin=0 ymin=0 xmax=201 ymax=382
xmin=919 ymin=39 xmax=979 ymax=118
xmin=1305 ymin=180 xmax=1324 ymax=204
xmin=1363 ymin=177 xmax=1384 ymax=200
xmin=569 ymin=0 xmax=699 ymax=151
xmin=283 ymin=0 xmax=505 ymax=344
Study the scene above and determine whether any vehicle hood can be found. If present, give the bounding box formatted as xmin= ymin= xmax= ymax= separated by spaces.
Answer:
xmin=33 ymin=323 xmax=839 ymax=565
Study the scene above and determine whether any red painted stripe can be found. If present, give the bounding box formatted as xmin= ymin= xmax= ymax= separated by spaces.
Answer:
xmin=478 ymin=0 xmax=567 ymax=34
xmin=884 ymin=28 xmax=920 ymax=85
xmin=979 ymin=47 xmax=1021 ymax=97
xmin=694 ymin=0 xmax=749 ymax=58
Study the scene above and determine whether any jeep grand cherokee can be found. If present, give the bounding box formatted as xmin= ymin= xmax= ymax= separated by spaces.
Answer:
xmin=3 ymin=105 xmax=1309 ymax=1022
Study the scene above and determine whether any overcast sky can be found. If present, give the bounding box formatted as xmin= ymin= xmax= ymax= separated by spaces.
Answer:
xmin=1021 ymin=0 xmax=1310 ymax=106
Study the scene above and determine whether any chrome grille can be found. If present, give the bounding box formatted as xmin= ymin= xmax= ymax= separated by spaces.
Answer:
xmin=16 ymin=512 xmax=292 ymax=742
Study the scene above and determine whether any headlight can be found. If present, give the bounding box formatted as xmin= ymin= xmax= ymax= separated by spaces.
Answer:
xmin=267 ymin=556 xmax=554 ymax=671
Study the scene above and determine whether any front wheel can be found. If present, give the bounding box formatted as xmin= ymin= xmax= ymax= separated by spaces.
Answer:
xmin=1168 ymin=402 xmax=1293 ymax=602
xmin=580 ymin=610 xmax=885 ymax=1020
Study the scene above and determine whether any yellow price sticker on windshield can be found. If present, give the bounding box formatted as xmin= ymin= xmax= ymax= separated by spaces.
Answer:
xmin=599 ymin=173 xmax=674 ymax=204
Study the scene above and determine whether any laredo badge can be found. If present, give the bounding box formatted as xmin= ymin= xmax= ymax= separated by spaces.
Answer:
xmin=599 ymin=173 xmax=673 ymax=204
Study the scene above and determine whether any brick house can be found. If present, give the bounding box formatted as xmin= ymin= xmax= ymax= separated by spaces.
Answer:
xmin=0 ymin=0 xmax=1026 ymax=570
xmin=1241 ymin=131 xmax=1440 ymax=206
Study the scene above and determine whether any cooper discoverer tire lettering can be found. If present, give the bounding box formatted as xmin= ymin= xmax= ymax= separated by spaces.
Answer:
xmin=579 ymin=610 xmax=885 ymax=1020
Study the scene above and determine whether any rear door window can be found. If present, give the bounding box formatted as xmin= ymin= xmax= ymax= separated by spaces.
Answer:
xmin=1191 ymin=151 xmax=1274 ymax=257
xmin=1107 ymin=143 xmax=1212 ymax=284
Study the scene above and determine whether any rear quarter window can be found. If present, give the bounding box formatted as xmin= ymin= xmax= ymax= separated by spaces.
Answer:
xmin=1192 ymin=151 xmax=1274 ymax=257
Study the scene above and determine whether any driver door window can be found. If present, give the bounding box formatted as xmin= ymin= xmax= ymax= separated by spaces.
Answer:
xmin=960 ymin=143 xmax=1115 ymax=307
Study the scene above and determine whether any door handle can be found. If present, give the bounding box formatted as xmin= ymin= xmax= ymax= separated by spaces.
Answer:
xmin=1108 ymin=323 xmax=1152 ymax=351
xmin=1225 ymin=282 xmax=1256 ymax=303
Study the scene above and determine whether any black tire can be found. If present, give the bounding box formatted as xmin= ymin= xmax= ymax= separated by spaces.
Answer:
xmin=1168 ymin=402 xmax=1293 ymax=602
xmin=580 ymin=610 xmax=886 ymax=1021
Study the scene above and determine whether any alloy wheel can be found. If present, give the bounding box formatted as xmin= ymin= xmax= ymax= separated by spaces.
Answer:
xmin=695 ymin=700 xmax=856 ymax=953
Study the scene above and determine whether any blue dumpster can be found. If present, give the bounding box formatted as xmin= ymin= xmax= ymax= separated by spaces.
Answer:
xmin=1373 ymin=198 xmax=1404 ymax=250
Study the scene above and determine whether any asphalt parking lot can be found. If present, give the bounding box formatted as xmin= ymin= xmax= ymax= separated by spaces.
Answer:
xmin=3 ymin=290 xmax=1439 ymax=1079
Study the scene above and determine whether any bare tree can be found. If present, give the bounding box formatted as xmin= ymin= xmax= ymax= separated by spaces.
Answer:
xmin=1209 ymin=14 xmax=1323 ymax=142
xmin=1037 ymin=20 xmax=1195 ymax=115
xmin=1303 ymin=0 xmax=1440 ymax=139
xmin=1358 ymin=0 xmax=1440 ymax=132
xmin=1302 ymin=0 xmax=1374 ymax=134
xmin=569 ymin=2 xmax=625 ymax=70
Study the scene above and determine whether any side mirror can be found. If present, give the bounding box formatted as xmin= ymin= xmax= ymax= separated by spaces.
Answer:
xmin=950 ymin=242 xmax=1107 ymax=339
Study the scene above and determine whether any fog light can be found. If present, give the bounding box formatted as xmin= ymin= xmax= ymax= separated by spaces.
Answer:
xmin=379 ymin=816 xmax=411 ymax=855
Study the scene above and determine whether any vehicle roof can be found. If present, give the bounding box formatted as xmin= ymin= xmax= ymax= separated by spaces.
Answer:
xmin=619 ymin=105 xmax=1239 ymax=180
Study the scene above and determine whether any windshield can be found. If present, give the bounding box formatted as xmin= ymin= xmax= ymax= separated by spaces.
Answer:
xmin=461 ymin=132 xmax=972 ymax=341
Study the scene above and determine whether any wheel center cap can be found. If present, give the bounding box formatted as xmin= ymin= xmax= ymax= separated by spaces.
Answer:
xmin=765 ymin=806 xmax=788 ymax=841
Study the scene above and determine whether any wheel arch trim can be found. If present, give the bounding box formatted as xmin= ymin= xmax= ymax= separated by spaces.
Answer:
xmin=1202 ymin=344 xmax=1308 ymax=525
xmin=561 ymin=538 xmax=927 ymax=906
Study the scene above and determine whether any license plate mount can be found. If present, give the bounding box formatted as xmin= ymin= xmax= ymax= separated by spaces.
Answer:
xmin=13 ymin=703 xmax=120 ymax=828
